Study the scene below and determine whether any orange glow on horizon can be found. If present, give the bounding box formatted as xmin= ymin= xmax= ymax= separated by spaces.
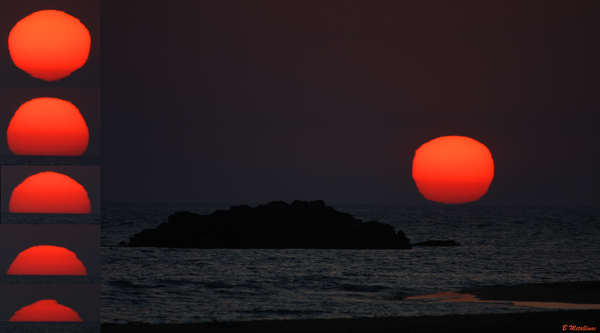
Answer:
xmin=9 ymin=171 xmax=91 ymax=214
xmin=7 ymin=245 xmax=87 ymax=275
xmin=412 ymin=136 xmax=494 ymax=204
xmin=9 ymin=299 xmax=83 ymax=322
xmin=8 ymin=10 xmax=91 ymax=81
xmin=7 ymin=98 xmax=89 ymax=156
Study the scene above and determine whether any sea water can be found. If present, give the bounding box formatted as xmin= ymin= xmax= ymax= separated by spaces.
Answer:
xmin=101 ymin=203 xmax=600 ymax=324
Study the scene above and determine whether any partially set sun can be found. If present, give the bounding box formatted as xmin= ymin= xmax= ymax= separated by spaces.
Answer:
xmin=412 ymin=136 xmax=494 ymax=204
xmin=7 ymin=245 xmax=87 ymax=275
xmin=9 ymin=171 xmax=91 ymax=214
xmin=7 ymin=97 xmax=89 ymax=156
xmin=9 ymin=299 xmax=83 ymax=322
xmin=8 ymin=10 xmax=91 ymax=81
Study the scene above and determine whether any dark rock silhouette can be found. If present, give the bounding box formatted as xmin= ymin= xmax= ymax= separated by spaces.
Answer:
xmin=124 ymin=200 xmax=412 ymax=249
xmin=412 ymin=240 xmax=461 ymax=247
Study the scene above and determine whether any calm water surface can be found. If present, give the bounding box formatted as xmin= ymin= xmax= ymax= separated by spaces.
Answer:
xmin=101 ymin=203 xmax=600 ymax=324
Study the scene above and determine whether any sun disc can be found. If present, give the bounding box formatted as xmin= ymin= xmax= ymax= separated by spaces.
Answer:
xmin=9 ymin=171 xmax=91 ymax=214
xmin=8 ymin=10 xmax=91 ymax=81
xmin=9 ymin=299 xmax=83 ymax=322
xmin=412 ymin=136 xmax=494 ymax=204
xmin=7 ymin=245 xmax=87 ymax=275
xmin=7 ymin=97 xmax=89 ymax=156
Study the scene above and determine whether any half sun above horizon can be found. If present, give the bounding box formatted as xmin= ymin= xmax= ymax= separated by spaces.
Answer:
xmin=8 ymin=9 xmax=91 ymax=81
xmin=7 ymin=97 xmax=89 ymax=156
xmin=9 ymin=299 xmax=83 ymax=322
xmin=7 ymin=245 xmax=87 ymax=275
xmin=9 ymin=171 xmax=91 ymax=214
xmin=412 ymin=136 xmax=494 ymax=204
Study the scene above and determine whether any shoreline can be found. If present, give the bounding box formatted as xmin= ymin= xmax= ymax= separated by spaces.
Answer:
xmin=101 ymin=310 xmax=599 ymax=333
xmin=406 ymin=280 xmax=600 ymax=310
xmin=102 ymin=281 xmax=600 ymax=332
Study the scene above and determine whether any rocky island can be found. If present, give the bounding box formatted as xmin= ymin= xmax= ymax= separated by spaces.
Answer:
xmin=124 ymin=200 xmax=412 ymax=249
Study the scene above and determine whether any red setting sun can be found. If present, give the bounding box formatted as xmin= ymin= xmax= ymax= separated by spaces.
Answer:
xmin=9 ymin=171 xmax=91 ymax=214
xmin=9 ymin=299 xmax=83 ymax=322
xmin=7 ymin=245 xmax=87 ymax=275
xmin=412 ymin=136 xmax=494 ymax=204
xmin=8 ymin=10 xmax=91 ymax=81
xmin=7 ymin=97 xmax=89 ymax=156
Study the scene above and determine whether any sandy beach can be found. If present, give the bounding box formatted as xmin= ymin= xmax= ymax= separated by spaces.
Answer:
xmin=102 ymin=281 xmax=600 ymax=333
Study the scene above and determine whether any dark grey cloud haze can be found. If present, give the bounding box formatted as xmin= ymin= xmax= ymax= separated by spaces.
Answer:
xmin=96 ymin=1 xmax=598 ymax=206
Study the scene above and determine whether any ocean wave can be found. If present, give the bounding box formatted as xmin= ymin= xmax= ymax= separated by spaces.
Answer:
xmin=205 ymin=281 xmax=234 ymax=289
xmin=108 ymin=280 xmax=166 ymax=289
xmin=341 ymin=283 xmax=388 ymax=292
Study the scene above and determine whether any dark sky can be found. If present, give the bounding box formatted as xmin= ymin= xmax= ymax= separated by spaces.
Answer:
xmin=0 ymin=284 xmax=100 ymax=322
xmin=1 ymin=166 xmax=101 ymax=214
xmin=97 ymin=1 xmax=598 ymax=207
xmin=0 ymin=225 xmax=100 ymax=276
xmin=0 ymin=87 xmax=101 ymax=157
xmin=0 ymin=0 xmax=101 ymax=87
